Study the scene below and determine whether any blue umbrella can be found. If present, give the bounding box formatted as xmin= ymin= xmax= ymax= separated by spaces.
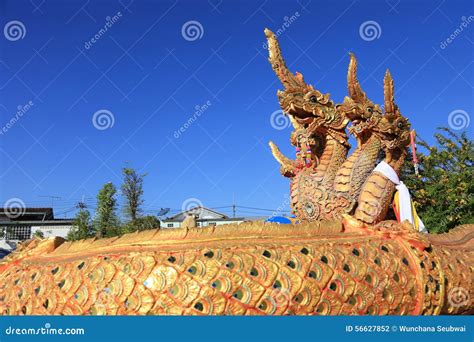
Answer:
xmin=265 ymin=216 xmax=292 ymax=224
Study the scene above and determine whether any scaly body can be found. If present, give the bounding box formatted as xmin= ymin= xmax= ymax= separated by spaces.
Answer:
xmin=333 ymin=135 xmax=381 ymax=197
xmin=291 ymin=136 xmax=348 ymax=221
xmin=355 ymin=70 xmax=411 ymax=225
xmin=0 ymin=221 xmax=471 ymax=315
xmin=354 ymin=152 xmax=404 ymax=224
xmin=332 ymin=54 xmax=383 ymax=216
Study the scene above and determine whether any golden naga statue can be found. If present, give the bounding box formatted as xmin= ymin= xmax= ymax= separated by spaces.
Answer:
xmin=0 ymin=30 xmax=472 ymax=316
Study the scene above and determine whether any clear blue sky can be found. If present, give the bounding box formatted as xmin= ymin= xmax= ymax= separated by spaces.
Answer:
xmin=0 ymin=0 xmax=473 ymax=219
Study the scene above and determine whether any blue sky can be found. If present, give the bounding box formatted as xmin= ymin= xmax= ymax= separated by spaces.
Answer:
xmin=0 ymin=0 xmax=473 ymax=219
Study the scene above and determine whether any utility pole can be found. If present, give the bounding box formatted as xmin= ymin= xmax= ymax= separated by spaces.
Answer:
xmin=76 ymin=201 xmax=87 ymax=210
xmin=232 ymin=194 xmax=236 ymax=218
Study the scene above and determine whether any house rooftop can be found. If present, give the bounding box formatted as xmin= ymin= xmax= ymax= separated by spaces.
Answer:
xmin=162 ymin=206 xmax=270 ymax=223
xmin=0 ymin=207 xmax=73 ymax=223
xmin=165 ymin=206 xmax=229 ymax=221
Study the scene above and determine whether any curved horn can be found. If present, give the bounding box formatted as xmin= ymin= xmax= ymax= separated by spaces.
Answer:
xmin=347 ymin=53 xmax=367 ymax=101
xmin=265 ymin=28 xmax=308 ymax=90
xmin=269 ymin=141 xmax=297 ymax=177
xmin=384 ymin=69 xmax=395 ymax=114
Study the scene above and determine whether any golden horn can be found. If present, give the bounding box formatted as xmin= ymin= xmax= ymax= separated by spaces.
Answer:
xmin=383 ymin=69 xmax=395 ymax=114
xmin=347 ymin=53 xmax=367 ymax=102
xmin=265 ymin=28 xmax=308 ymax=90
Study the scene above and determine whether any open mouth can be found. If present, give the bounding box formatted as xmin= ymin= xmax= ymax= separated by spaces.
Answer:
xmin=378 ymin=132 xmax=397 ymax=141
xmin=285 ymin=103 xmax=311 ymax=117
xmin=292 ymin=116 xmax=314 ymax=126
xmin=284 ymin=103 xmax=315 ymax=125
xmin=345 ymin=110 xmax=362 ymax=121
xmin=386 ymin=133 xmax=397 ymax=140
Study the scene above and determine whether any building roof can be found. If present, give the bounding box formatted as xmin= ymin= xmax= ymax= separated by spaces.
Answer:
xmin=164 ymin=206 xmax=230 ymax=222
xmin=242 ymin=216 xmax=269 ymax=222
xmin=0 ymin=220 xmax=74 ymax=226
xmin=0 ymin=207 xmax=73 ymax=223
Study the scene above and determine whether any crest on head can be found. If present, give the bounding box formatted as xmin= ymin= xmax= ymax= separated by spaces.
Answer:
xmin=374 ymin=69 xmax=411 ymax=151
xmin=339 ymin=53 xmax=382 ymax=138
xmin=265 ymin=29 xmax=348 ymax=141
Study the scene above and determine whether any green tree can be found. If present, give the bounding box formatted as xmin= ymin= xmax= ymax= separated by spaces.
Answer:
xmin=92 ymin=182 xmax=120 ymax=238
xmin=121 ymin=167 xmax=146 ymax=221
xmin=121 ymin=215 xmax=161 ymax=234
xmin=401 ymin=128 xmax=473 ymax=233
xmin=68 ymin=204 xmax=92 ymax=241
xmin=33 ymin=230 xmax=45 ymax=239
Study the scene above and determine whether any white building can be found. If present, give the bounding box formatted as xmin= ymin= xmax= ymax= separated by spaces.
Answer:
xmin=161 ymin=206 xmax=263 ymax=228
xmin=0 ymin=208 xmax=74 ymax=252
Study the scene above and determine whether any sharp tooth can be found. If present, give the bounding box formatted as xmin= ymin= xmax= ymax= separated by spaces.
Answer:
xmin=290 ymin=103 xmax=296 ymax=112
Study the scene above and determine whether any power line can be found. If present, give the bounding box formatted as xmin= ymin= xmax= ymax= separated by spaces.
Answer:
xmin=1 ymin=198 xmax=292 ymax=218
xmin=236 ymin=205 xmax=291 ymax=213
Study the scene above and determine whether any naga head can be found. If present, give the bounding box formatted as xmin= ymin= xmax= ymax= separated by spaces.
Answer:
xmin=374 ymin=70 xmax=411 ymax=155
xmin=265 ymin=29 xmax=348 ymax=145
xmin=338 ymin=53 xmax=382 ymax=140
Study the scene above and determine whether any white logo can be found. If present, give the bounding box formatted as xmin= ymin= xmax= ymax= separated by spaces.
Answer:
xmin=270 ymin=287 xmax=291 ymax=308
xmin=270 ymin=110 xmax=291 ymax=130
xmin=92 ymin=109 xmax=115 ymax=130
xmin=448 ymin=287 xmax=470 ymax=308
xmin=181 ymin=20 xmax=204 ymax=41
xmin=4 ymin=198 xmax=26 ymax=218
xmin=359 ymin=21 xmax=382 ymax=41
xmin=181 ymin=198 xmax=203 ymax=212
xmin=448 ymin=109 xmax=470 ymax=130
xmin=4 ymin=20 xmax=26 ymax=41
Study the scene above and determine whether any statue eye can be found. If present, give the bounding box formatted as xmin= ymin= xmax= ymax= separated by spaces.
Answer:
xmin=367 ymin=107 xmax=373 ymax=113
xmin=397 ymin=121 xmax=404 ymax=129
xmin=309 ymin=95 xmax=318 ymax=103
